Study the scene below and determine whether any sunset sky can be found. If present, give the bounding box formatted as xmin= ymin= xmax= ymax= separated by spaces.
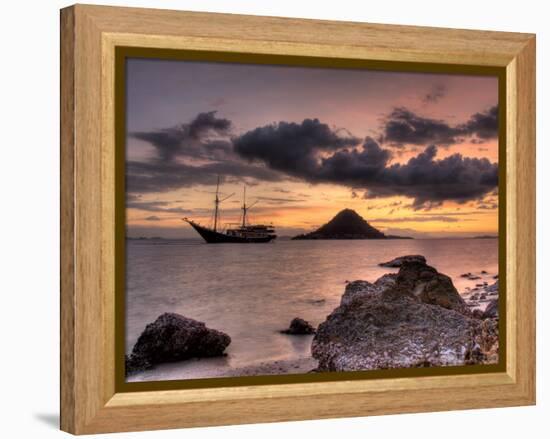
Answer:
xmin=125 ymin=58 xmax=499 ymax=239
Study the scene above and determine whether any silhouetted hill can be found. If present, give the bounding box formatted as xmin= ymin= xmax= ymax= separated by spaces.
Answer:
xmin=292 ymin=209 xmax=388 ymax=240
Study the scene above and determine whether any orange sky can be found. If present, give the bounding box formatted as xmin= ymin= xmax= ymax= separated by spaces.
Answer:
xmin=125 ymin=59 xmax=499 ymax=239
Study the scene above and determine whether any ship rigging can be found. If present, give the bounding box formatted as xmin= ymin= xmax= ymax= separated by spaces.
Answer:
xmin=183 ymin=177 xmax=277 ymax=244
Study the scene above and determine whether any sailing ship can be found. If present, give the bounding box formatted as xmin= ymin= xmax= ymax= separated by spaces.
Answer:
xmin=183 ymin=178 xmax=277 ymax=243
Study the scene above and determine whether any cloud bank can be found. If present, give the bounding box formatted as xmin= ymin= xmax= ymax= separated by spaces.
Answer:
xmin=234 ymin=130 xmax=497 ymax=208
xmin=380 ymin=106 xmax=498 ymax=147
xmin=131 ymin=111 xmax=232 ymax=162
xmin=127 ymin=107 xmax=498 ymax=209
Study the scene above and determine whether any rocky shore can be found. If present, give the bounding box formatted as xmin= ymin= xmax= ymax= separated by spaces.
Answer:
xmin=127 ymin=256 xmax=499 ymax=378
xmin=312 ymin=257 xmax=499 ymax=371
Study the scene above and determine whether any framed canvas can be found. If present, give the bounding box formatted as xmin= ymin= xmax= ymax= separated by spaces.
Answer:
xmin=60 ymin=4 xmax=536 ymax=435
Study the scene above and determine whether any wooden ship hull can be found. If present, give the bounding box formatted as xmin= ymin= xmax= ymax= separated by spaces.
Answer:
xmin=185 ymin=219 xmax=276 ymax=244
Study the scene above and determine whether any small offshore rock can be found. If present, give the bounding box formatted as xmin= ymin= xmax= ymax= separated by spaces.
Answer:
xmin=306 ymin=298 xmax=326 ymax=305
xmin=281 ymin=317 xmax=316 ymax=335
xmin=461 ymin=272 xmax=482 ymax=280
xmin=378 ymin=255 xmax=426 ymax=268
xmin=126 ymin=312 xmax=231 ymax=376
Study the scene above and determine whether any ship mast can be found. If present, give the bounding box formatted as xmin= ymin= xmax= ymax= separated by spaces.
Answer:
xmin=212 ymin=176 xmax=233 ymax=232
xmin=241 ymin=185 xmax=257 ymax=228
xmin=213 ymin=176 xmax=220 ymax=232
xmin=242 ymin=186 xmax=247 ymax=227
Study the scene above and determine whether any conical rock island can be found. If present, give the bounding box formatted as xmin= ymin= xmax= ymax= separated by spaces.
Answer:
xmin=292 ymin=209 xmax=387 ymax=240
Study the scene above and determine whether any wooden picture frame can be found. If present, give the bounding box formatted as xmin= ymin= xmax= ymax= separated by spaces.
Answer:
xmin=60 ymin=4 xmax=536 ymax=434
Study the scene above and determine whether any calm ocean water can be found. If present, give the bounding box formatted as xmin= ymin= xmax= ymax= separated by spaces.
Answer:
xmin=125 ymin=238 xmax=498 ymax=381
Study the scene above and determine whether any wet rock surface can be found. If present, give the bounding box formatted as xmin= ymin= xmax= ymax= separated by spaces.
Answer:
xmin=482 ymin=299 xmax=499 ymax=319
xmin=463 ymin=280 xmax=499 ymax=315
xmin=126 ymin=313 xmax=231 ymax=375
xmin=312 ymin=257 xmax=499 ymax=372
xmin=394 ymin=261 xmax=470 ymax=315
xmin=378 ymin=255 xmax=426 ymax=268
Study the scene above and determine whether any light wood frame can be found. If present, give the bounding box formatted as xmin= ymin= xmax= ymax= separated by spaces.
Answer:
xmin=60 ymin=4 xmax=536 ymax=434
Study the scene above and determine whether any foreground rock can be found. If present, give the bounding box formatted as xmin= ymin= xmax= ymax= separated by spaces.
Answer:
xmin=395 ymin=260 xmax=471 ymax=315
xmin=281 ymin=317 xmax=316 ymax=335
xmin=126 ymin=313 xmax=231 ymax=375
xmin=378 ymin=255 xmax=426 ymax=268
xmin=312 ymin=257 xmax=498 ymax=372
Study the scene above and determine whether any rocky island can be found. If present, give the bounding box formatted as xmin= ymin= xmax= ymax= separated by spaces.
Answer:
xmin=292 ymin=209 xmax=410 ymax=240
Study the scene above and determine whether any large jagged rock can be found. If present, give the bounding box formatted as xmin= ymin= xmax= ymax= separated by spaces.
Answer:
xmin=126 ymin=313 xmax=231 ymax=375
xmin=312 ymin=257 xmax=497 ymax=372
xmin=340 ymin=281 xmax=382 ymax=306
xmin=374 ymin=273 xmax=398 ymax=290
xmin=341 ymin=275 xmax=398 ymax=307
xmin=378 ymin=255 xmax=426 ymax=267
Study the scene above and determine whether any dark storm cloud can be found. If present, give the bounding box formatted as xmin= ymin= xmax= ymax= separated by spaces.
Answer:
xmin=126 ymin=159 xmax=282 ymax=194
xmin=233 ymin=118 xmax=361 ymax=177
xmin=380 ymin=106 xmax=498 ymax=147
xmin=457 ymin=105 xmax=499 ymax=140
xmin=233 ymin=119 xmax=498 ymax=207
xmin=364 ymin=145 xmax=498 ymax=208
xmin=131 ymin=111 xmax=232 ymax=161
xmin=127 ymin=111 xmax=285 ymax=193
xmin=381 ymin=108 xmax=459 ymax=146
xmin=316 ymin=137 xmax=392 ymax=184
xmin=188 ymin=111 xmax=231 ymax=138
